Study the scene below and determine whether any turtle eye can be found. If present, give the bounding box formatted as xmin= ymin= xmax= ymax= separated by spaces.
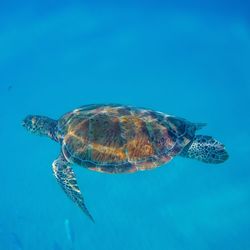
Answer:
xmin=31 ymin=118 xmax=37 ymax=129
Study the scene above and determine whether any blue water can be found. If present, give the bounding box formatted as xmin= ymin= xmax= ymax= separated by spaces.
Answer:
xmin=1 ymin=1 xmax=250 ymax=250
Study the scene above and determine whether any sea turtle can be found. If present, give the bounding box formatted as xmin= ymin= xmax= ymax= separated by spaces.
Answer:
xmin=22 ymin=104 xmax=228 ymax=222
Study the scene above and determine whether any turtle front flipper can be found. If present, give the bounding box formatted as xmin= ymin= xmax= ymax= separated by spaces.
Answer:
xmin=52 ymin=154 xmax=94 ymax=222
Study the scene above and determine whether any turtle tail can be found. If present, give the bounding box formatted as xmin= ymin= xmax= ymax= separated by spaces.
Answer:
xmin=180 ymin=135 xmax=229 ymax=164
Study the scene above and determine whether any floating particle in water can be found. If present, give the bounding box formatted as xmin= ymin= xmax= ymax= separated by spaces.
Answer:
xmin=64 ymin=219 xmax=73 ymax=243
xmin=64 ymin=219 xmax=75 ymax=249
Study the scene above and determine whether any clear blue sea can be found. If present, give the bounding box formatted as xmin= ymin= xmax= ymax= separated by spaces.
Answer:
xmin=1 ymin=1 xmax=250 ymax=250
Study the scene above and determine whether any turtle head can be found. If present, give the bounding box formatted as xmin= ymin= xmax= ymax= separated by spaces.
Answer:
xmin=22 ymin=115 xmax=58 ymax=140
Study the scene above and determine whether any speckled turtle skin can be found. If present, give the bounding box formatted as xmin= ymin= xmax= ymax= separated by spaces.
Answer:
xmin=56 ymin=104 xmax=197 ymax=173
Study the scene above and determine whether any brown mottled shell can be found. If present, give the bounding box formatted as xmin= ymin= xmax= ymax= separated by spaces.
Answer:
xmin=57 ymin=104 xmax=197 ymax=173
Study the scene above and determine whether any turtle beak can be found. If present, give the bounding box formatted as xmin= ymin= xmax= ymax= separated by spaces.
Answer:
xmin=21 ymin=120 xmax=25 ymax=127
xmin=22 ymin=116 xmax=30 ymax=129
xmin=22 ymin=116 xmax=29 ymax=128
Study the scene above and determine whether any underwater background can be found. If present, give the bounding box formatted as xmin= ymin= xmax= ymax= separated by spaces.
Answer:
xmin=1 ymin=0 xmax=250 ymax=249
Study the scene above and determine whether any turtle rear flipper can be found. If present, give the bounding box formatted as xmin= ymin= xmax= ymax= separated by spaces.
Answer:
xmin=180 ymin=135 xmax=229 ymax=164
xmin=52 ymin=154 xmax=94 ymax=222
